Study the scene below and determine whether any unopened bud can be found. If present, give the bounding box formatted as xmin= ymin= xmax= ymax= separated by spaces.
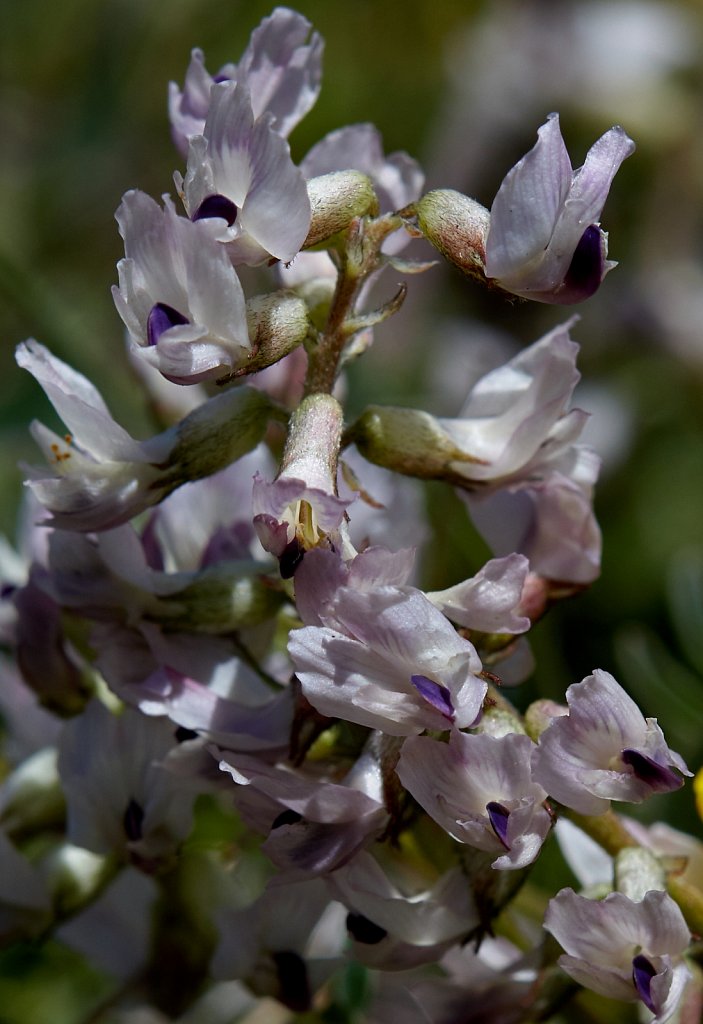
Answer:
xmin=349 ymin=405 xmax=481 ymax=481
xmin=410 ymin=189 xmax=490 ymax=281
xmin=615 ymin=846 xmax=666 ymax=902
xmin=524 ymin=698 xmax=568 ymax=742
xmin=304 ymin=171 xmax=379 ymax=249
xmin=223 ymin=291 xmax=310 ymax=379
xmin=475 ymin=706 xmax=527 ymax=739
xmin=167 ymin=386 xmax=277 ymax=484
xmin=150 ymin=563 xmax=284 ymax=633
xmin=281 ymin=392 xmax=344 ymax=486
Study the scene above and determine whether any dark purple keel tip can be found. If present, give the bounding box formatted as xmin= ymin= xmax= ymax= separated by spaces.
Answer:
xmin=271 ymin=950 xmax=311 ymax=1012
xmin=280 ymin=537 xmax=306 ymax=579
xmin=410 ymin=674 xmax=455 ymax=721
xmin=486 ymin=801 xmax=511 ymax=849
xmin=174 ymin=726 xmax=199 ymax=743
xmin=147 ymin=302 xmax=190 ymax=347
xmin=193 ymin=193 xmax=238 ymax=226
xmin=621 ymin=748 xmax=684 ymax=793
xmin=563 ymin=224 xmax=604 ymax=300
xmin=123 ymin=798 xmax=145 ymax=842
xmin=346 ymin=912 xmax=387 ymax=945
xmin=271 ymin=809 xmax=303 ymax=830
xmin=632 ymin=953 xmax=658 ymax=1013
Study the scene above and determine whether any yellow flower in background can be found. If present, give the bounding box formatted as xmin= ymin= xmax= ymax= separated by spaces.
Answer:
xmin=694 ymin=767 xmax=703 ymax=820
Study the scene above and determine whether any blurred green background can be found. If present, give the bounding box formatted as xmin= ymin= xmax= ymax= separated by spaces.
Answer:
xmin=2 ymin=0 xmax=703 ymax=1020
xmin=3 ymin=0 xmax=703 ymax=780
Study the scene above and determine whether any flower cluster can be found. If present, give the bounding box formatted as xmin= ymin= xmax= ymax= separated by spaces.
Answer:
xmin=1 ymin=7 xmax=698 ymax=1024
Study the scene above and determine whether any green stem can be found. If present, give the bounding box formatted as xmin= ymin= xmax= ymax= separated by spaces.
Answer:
xmin=303 ymin=213 xmax=403 ymax=397
xmin=561 ymin=805 xmax=703 ymax=936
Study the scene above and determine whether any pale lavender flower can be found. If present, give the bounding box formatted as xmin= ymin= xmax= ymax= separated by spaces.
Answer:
xmin=545 ymin=888 xmax=690 ymax=1022
xmin=113 ymin=190 xmax=251 ymax=383
xmin=18 ymin=340 xmax=273 ymax=531
xmin=292 ymin=545 xmax=416 ymax=627
xmin=484 ymin=114 xmax=635 ymax=303
xmin=217 ymin=746 xmax=387 ymax=876
xmin=212 ymin=877 xmax=345 ymax=1011
xmin=426 ymin=553 xmax=530 ymax=634
xmin=444 ymin=320 xmax=601 ymax=582
xmin=353 ymin=321 xmax=601 ymax=582
xmin=533 ymin=669 xmax=690 ymax=815
xmin=368 ymin=937 xmax=539 ymax=1024
xmin=436 ymin=321 xmax=582 ymax=484
xmin=327 ymin=851 xmax=479 ymax=970
xmin=58 ymin=699 xmax=198 ymax=866
xmin=169 ymin=7 xmax=323 ymax=155
xmin=466 ymin=449 xmax=602 ymax=584
xmin=289 ymin=582 xmax=486 ymax=736
xmin=397 ymin=730 xmax=550 ymax=870
xmin=177 ymin=81 xmax=311 ymax=266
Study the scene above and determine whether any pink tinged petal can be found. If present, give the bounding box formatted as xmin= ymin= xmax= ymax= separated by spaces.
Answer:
xmin=546 ymin=888 xmax=690 ymax=964
xmin=397 ymin=731 xmax=548 ymax=867
xmin=238 ymin=114 xmax=311 ymax=262
xmin=427 ymin=553 xmax=530 ymax=634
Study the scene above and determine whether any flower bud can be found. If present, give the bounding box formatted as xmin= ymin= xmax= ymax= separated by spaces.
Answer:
xmin=168 ymin=385 xmax=277 ymax=484
xmin=524 ymin=698 xmax=567 ymax=741
xmin=615 ymin=846 xmax=666 ymax=902
xmin=225 ymin=291 xmax=310 ymax=380
xmin=149 ymin=562 xmax=284 ymax=633
xmin=304 ymin=171 xmax=379 ymax=249
xmin=410 ymin=189 xmax=490 ymax=281
xmin=349 ymin=405 xmax=483 ymax=480
xmin=475 ymin=706 xmax=527 ymax=739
